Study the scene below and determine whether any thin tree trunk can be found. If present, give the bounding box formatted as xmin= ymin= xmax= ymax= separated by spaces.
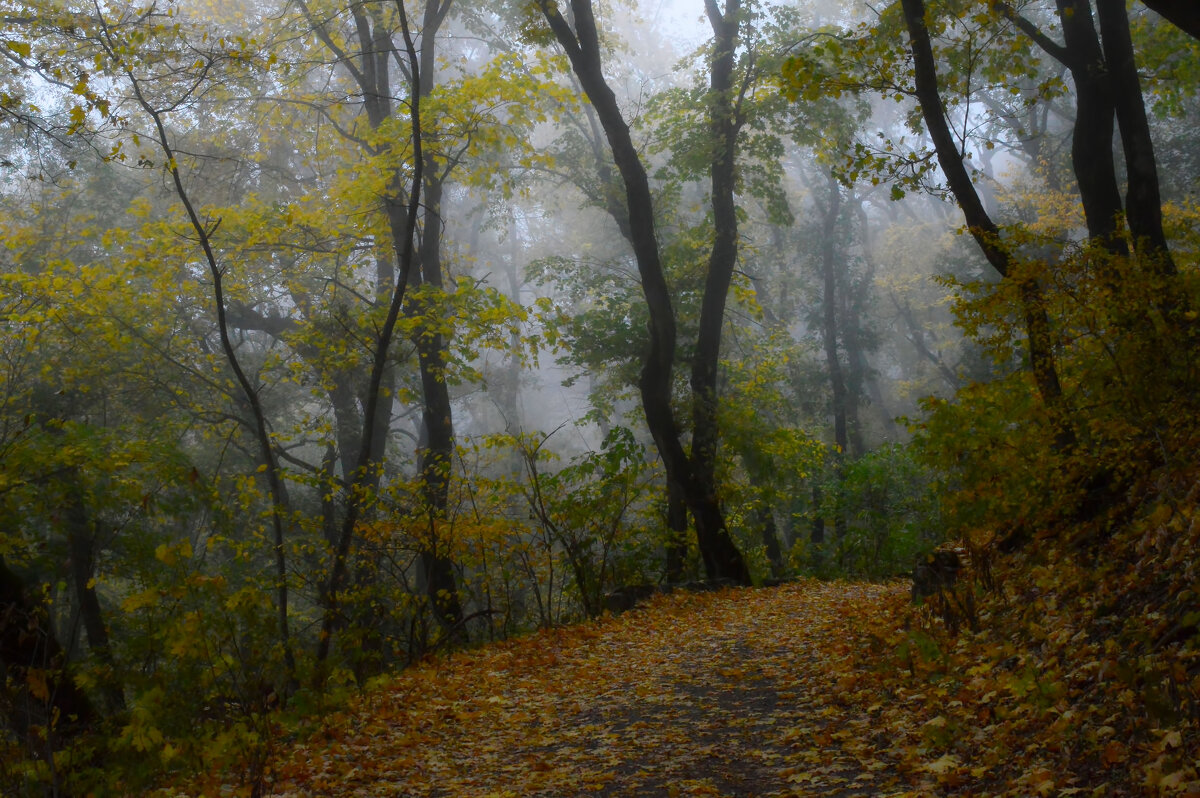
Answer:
xmin=817 ymin=174 xmax=850 ymax=542
xmin=106 ymin=39 xmax=300 ymax=691
xmin=819 ymin=174 xmax=849 ymax=462
xmin=316 ymin=0 xmax=425 ymax=672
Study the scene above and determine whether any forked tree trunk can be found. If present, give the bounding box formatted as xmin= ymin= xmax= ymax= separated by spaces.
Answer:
xmin=540 ymin=0 xmax=750 ymax=585
xmin=1095 ymin=0 xmax=1176 ymax=275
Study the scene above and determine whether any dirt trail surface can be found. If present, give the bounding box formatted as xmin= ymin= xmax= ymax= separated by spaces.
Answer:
xmin=262 ymin=581 xmax=918 ymax=797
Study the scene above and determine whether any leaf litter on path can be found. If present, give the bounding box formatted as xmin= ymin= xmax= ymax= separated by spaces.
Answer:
xmin=262 ymin=580 xmax=915 ymax=797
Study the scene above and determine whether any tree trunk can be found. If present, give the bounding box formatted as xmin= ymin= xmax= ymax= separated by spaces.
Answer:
xmin=410 ymin=2 xmax=464 ymax=636
xmin=758 ymin=506 xmax=784 ymax=578
xmin=688 ymin=0 xmax=753 ymax=584
xmin=664 ymin=477 xmax=689 ymax=583
xmin=316 ymin=2 xmax=425 ymax=673
xmin=999 ymin=0 xmax=1127 ymax=255
xmin=540 ymin=0 xmax=750 ymax=585
xmin=901 ymin=0 xmax=1075 ymax=449
xmin=1095 ymin=0 xmax=1177 ymax=275
xmin=0 ymin=555 xmax=97 ymax=753
xmin=1055 ymin=0 xmax=1128 ymax=255
xmin=63 ymin=479 xmax=124 ymax=714
xmin=817 ymin=174 xmax=850 ymax=542
xmin=1139 ymin=0 xmax=1200 ymax=41
xmin=819 ymin=174 xmax=850 ymax=462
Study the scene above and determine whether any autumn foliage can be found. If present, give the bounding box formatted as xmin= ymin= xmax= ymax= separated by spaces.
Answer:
xmin=3 ymin=0 xmax=1200 ymax=795
xmin=157 ymin=545 xmax=1200 ymax=796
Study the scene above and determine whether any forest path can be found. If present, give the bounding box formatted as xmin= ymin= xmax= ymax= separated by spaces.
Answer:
xmin=266 ymin=581 xmax=914 ymax=797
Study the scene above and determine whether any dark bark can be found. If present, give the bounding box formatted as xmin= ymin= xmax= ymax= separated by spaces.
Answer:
xmin=901 ymin=0 xmax=1074 ymax=448
xmin=1 ymin=555 xmax=97 ymax=750
xmin=409 ymin=0 xmax=464 ymax=636
xmin=998 ymin=0 xmax=1126 ymax=253
xmin=1054 ymin=0 xmax=1128 ymax=254
xmin=316 ymin=0 xmax=424 ymax=671
xmin=539 ymin=0 xmax=679 ymax=510
xmin=689 ymin=0 xmax=753 ymax=584
xmin=63 ymin=480 xmax=123 ymax=714
xmin=1139 ymin=0 xmax=1200 ymax=40
xmin=540 ymin=0 xmax=750 ymax=585
xmin=410 ymin=191 xmax=461 ymax=631
xmin=819 ymin=174 xmax=850 ymax=461
xmin=571 ymin=108 xmax=686 ymax=582
xmin=664 ymin=478 xmax=689 ymax=583
xmin=1096 ymin=0 xmax=1177 ymax=274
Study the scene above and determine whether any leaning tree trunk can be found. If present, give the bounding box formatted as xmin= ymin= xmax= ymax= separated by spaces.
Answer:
xmin=902 ymin=0 xmax=1075 ymax=450
xmin=574 ymin=96 xmax=692 ymax=584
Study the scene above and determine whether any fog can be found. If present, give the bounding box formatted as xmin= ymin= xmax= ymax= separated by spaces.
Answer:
xmin=2 ymin=1 xmax=1194 ymax=775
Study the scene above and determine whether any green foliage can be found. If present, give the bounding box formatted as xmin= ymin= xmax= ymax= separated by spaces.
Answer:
xmin=836 ymin=444 xmax=942 ymax=577
xmin=494 ymin=426 xmax=665 ymax=621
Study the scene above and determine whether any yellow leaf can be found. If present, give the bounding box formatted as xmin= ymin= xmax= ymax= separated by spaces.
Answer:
xmin=26 ymin=669 xmax=50 ymax=702
xmin=925 ymin=753 xmax=960 ymax=775
xmin=121 ymin=588 xmax=160 ymax=612
xmin=1158 ymin=771 xmax=1185 ymax=789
